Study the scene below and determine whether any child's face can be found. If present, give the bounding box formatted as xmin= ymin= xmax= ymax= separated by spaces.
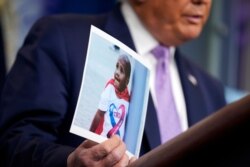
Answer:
xmin=114 ymin=59 xmax=129 ymax=92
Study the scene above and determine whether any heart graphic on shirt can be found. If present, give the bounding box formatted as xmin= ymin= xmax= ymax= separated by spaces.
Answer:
xmin=107 ymin=103 xmax=125 ymax=138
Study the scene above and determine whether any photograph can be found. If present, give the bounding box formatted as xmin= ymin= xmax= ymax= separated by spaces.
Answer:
xmin=70 ymin=26 xmax=150 ymax=157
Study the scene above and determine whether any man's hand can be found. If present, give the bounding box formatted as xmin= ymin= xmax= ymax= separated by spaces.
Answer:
xmin=67 ymin=135 xmax=132 ymax=167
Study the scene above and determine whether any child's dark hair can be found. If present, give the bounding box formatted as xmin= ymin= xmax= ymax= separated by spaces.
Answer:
xmin=119 ymin=54 xmax=131 ymax=80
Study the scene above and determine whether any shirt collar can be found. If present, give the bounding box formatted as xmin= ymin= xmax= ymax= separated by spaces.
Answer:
xmin=121 ymin=1 xmax=176 ymax=60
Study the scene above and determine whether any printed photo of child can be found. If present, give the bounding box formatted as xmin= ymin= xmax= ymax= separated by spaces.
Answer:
xmin=90 ymin=54 xmax=131 ymax=139
xmin=70 ymin=26 xmax=150 ymax=156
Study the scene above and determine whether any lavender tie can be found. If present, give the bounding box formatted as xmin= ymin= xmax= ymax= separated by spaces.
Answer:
xmin=151 ymin=45 xmax=182 ymax=143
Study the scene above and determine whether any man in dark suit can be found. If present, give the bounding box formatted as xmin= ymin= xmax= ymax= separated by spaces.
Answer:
xmin=0 ymin=0 xmax=226 ymax=167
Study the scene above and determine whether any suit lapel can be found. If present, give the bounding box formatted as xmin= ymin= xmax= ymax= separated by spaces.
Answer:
xmin=175 ymin=49 xmax=208 ymax=126
xmin=104 ymin=4 xmax=136 ymax=51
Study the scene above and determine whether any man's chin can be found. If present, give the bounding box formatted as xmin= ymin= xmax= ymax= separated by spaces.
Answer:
xmin=184 ymin=26 xmax=202 ymax=39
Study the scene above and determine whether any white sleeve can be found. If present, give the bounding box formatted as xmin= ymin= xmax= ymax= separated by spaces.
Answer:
xmin=98 ymin=84 xmax=113 ymax=112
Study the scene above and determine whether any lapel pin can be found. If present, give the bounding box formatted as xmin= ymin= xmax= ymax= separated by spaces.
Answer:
xmin=188 ymin=74 xmax=198 ymax=86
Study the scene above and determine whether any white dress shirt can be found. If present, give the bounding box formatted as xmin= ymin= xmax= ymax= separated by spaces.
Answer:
xmin=121 ymin=1 xmax=188 ymax=131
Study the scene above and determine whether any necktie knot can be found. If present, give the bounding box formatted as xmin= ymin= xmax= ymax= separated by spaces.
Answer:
xmin=151 ymin=45 xmax=170 ymax=61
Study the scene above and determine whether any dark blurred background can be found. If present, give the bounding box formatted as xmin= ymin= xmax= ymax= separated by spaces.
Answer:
xmin=0 ymin=0 xmax=249 ymax=102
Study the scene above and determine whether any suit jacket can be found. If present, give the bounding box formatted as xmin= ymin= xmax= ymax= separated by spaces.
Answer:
xmin=0 ymin=21 xmax=6 ymax=94
xmin=0 ymin=4 xmax=226 ymax=167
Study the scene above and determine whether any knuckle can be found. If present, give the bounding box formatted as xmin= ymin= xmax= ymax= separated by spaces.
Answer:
xmin=100 ymin=144 xmax=110 ymax=153
xmin=109 ymin=150 xmax=122 ymax=163
xmin=95 ymin=149 xmax=108 ymax=160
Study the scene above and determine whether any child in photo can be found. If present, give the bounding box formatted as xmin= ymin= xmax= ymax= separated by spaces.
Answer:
xmin=90 ymin=54 xmax=131 ymax=139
